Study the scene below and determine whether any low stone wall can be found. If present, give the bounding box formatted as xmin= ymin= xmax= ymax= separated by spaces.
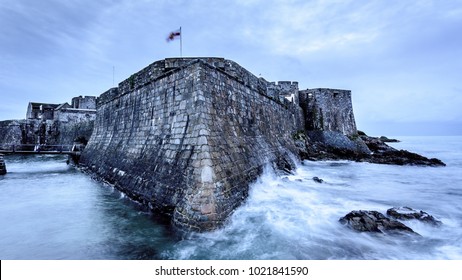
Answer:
xmin=0 ymin=118 xmax=94 ymax=147
xmin=80 ymin=58 xmax=301 ymax=232
xmin=0 ymin=120 xmax=23 ymax=146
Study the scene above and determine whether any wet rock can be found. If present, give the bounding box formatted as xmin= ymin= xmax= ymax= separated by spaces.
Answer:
xmin=339 ymin=210 xmax=416 ymax=234
xmin=379 ymin=136 xmax=400 ymax=143
xmin=312 ymin=176 xmax=324 ymax=183
xmin=299 ymin=131 xmax=445 ymax=167
xmin=360 ymin=135 xmax=445 ymax=167
xmin=386 ymin=207 xmax=442 ymax=226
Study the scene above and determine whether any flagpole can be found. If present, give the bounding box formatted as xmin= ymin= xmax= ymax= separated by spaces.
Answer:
xmin=180 ymin=26 xmax=182 ymax=57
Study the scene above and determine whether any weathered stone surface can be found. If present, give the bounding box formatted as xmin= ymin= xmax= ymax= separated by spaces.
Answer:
xmin=339 ymin=210 xmax=416 ymax=234
xmin=299 ymin=88 xmax=357 ymax=136
xmin=0 ymin=119 xmax=94 ymax=147
xmin=0 ymin=154 xmax=6 ymax=175
xmin=0 ymin=120 xmax=23 ymax=146
xmin=80 ymin=58 xmax=301 ymax=232
xmin=386 ymin=207 xmax=442 ymax=226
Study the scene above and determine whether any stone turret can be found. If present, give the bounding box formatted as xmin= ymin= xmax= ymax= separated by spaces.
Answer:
xmin=299 ymin=88 xmax=357 ymax=136
xmin=71 ymin=96 xmax=97 ymax=110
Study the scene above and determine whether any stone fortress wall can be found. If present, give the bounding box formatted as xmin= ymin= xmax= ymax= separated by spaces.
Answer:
xmin=0 ymin=57 xmax=359 ymax=231
xmin=80 ymin=57 xmax=358 ymax=232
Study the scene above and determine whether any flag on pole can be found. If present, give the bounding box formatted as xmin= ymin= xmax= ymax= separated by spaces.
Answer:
xmin=166 ymin=27 xmax=182 ymax=57
xmin=167 ymin=28 xmax=181 ymax=42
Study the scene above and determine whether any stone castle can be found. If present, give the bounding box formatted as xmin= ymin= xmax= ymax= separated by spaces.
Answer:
xmin=79 ymin=57 xmax=364 ymax=232
xmin=0 ymin=95 xmax=96 ymax=146
xmin=1 ymin=57 xmax=443 ymax=231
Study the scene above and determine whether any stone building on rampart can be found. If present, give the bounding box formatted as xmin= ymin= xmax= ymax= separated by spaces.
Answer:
xmin=26 ymin=102 xmax=60 ymax=120
xmin=26 ymin=95 xmax=97 ymax=122
xmin=1 ymin=95 xmax=98 ymax=147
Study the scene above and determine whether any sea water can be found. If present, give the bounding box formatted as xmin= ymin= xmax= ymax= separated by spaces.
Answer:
xmin=1 ymin=136 xmax=461 ymax=259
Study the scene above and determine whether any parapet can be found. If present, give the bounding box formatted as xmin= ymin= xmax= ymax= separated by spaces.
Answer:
xmin=113 ymin=57 xmax=295 ymax=108
xmin=97 ymin=87 xmax=119 ymax=107
xmin=267 ymin=81 xmax=299 ymax=104
xmin=71 ymin=95 xmax=97 ymax=110
xmin=164 ymin=57 xmax=225 ymax=70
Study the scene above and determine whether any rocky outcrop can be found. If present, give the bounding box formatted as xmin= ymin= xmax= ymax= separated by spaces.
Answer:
xmin=297 ymin=131 xmax=445 ymax=167
xmin=299 ymin=131 xmax=370 ymax=161
xmin=340 ymin=207 xmax=442 ymax=235
xmin=379 ymin=136 xmax=400 ymax=143
xmin=360 ymin=135 xmax=445 ymax=166
xmin=386 ymin=207 xmax=442 ymax=226
xmin=339 ymin=210 xmax=416 ymax=234
xmin=312 ymin=176 xmax=324 ymax=183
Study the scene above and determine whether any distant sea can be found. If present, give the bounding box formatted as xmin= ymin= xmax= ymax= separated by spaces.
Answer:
xmin=1 ymin=136 xmax=461 ymax=259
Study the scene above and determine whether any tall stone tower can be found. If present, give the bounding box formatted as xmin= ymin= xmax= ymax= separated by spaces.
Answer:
xmin=299 ymin=88 xmax=357 ymax=136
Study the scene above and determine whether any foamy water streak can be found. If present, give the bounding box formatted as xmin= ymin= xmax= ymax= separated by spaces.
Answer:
xmin=166 ymin=137 xmax=462 ymax=259
xmin=1 ymin=137 xmax=461 ymax=259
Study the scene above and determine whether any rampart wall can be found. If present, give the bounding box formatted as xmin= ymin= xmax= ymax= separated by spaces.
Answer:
xmin=80 ymin=58 xmax=302 ymax=231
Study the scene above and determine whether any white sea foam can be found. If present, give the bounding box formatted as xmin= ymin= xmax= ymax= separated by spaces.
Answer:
xmin=1 ymin=137 xmax=462 ymax=259
xmin=167 ymin=137 xmax=462 ymax=259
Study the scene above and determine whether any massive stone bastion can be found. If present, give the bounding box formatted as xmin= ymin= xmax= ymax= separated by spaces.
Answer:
xmin=79 ymin=57 xmax=444 ymax=232
xmin=80 ymin=58 xmax=304 ymax=232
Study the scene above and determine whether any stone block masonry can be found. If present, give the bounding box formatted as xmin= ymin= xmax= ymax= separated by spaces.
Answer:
xmin=299 ymin=88 xmax=357 ymax=136
xmin=0 ymin=118 xmax=94 ymax=147
xmin=80 ymin=58 xmax=302 ymax=232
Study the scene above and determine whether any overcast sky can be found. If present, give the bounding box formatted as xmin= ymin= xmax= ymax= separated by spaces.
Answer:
xmin=1 ymin=0 xmax=461 ymax=135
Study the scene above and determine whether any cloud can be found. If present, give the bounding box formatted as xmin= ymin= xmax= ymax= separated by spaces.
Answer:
xmin=0 ymin=0 xmax=461 ymax=135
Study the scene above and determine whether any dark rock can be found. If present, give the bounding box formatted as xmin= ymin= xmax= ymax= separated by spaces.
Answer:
xmin=386 ymin=207 xmax=442 ymax=226
xmin=379 ymin=136 xmax=400 ymax=143
xmin=307 ymin=130 xmax=371 ymax=155
xmin=299 ymin=131 xmax=370 ymax=162
xmin=298 ymin=130 xmax=445 ymax=167
xmin=312 ymin=176 xmax=323 ymax=183
xmin=339 ymin=210 xmax=416 ymax=234
xmin=360 ymin=135 xmax=445 ymax=167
